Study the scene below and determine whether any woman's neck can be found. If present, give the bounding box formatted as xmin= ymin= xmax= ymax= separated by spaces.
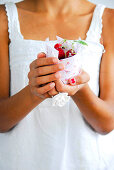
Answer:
xmin=33 ymin=0 xmax=83 ymax=15
xmin=18 ymin=0 xmax=95 ymax=18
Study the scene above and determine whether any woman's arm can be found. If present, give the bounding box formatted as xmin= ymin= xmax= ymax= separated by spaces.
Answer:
xmin=55 ymin=8 xmax=114 ymax=134
xmin=72 ymin=84 xmax=114 ymax=135
xmin=72 ymin=8 xmax=114 ymax=134
xmin=0 ymin=6 xmax=62 ymax=133
xmin=0 ymin=86 xmax=44 ymax=133
xmin=0 ymin=6 xmax=44 ymax=132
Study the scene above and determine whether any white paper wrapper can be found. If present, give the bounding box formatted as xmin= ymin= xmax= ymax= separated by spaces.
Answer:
xmin=44 ymin=36 xmax=86 ymax=107
xmin=45 ymin=36 xmax=82 ymax=84
xmin=59 ymin=55 xmax=81 ymax=84
xmin=45 ymin=43 xmax=59 ymax=58
xmin=52 ymin=93 xmax=70 ymax=107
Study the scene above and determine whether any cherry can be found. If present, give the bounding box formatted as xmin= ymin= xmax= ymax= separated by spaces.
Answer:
xmin=57 ymin=48 xmax=65 ymax=59
xmin=54 ymin=43 xmax=62 ymax=50
xmin=54 ymin=43 xmax=65 ymax=59
xmin=66 ymin=49 xmax=76 ymax=58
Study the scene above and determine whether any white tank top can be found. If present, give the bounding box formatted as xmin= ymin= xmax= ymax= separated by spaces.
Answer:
xmin=0 ymin=2 xmax=114 ymax=170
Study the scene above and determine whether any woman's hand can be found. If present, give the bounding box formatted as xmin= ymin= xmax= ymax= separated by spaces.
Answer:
xmin=28 ymin=53 xmax=64 ymax=99
xmin=55 ymin=69 xmax=90 ymax=96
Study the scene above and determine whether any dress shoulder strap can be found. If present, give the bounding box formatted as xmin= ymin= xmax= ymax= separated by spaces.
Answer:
xmin=86 ymin=4 xmax=106 ymax=43
xmin=5 ymin=2 xmax=23 ymax=42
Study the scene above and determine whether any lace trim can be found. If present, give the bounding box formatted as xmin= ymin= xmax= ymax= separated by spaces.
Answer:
xmin=0 ymin=0 xmax=23 ymax=4
xmin=13 ymin=3 xmax=24 ymax=39
xmin=99 ymin=5 xmax=105 ymax=44
xmin=95 ymin=5 xmax=105 ymax=43
xmin=5 ymin=2 xmax=23 ymax=43
xmin=5 ymin=3 xmax=12 ymax=41
xmin=86 ymin=4 xmax=105 ymax=44
xmin=85 ymin=5 xmax=97 ymax=40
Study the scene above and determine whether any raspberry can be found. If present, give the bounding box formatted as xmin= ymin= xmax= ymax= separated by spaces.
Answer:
xmin=54 ymin=43 xmax=62 ymax=50
xmin=66 ymin=49 xmax=76 ymax=58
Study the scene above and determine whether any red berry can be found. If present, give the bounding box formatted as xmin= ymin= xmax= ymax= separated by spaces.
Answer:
xmin=71 ymin=78 xmax=76 ymax=84
xmin=57 ymin=48 xmax=65 ymax=59
xmin=54 ymin=43 xmax=62 ymax=50
xmin=66 ymin=49 xmax=76 ymax=58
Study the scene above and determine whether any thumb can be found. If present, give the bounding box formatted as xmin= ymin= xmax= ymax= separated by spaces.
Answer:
xmin=69 ymin=69 xmax=90 ymax=86
xmin=37 ymin=52 xmax=46 ymax=59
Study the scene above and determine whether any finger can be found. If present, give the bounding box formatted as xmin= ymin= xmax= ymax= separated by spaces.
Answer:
xmin=32 ymin=72 xmax=61 ymax=86
xmin=30 ymin=51 xmax=59 ymax=70
xmin=55 ymin=79 xmax=70 ymax=93
xmin=29 ymin=57 xmax=59 ymax=71
xmin=35 ymin=63 xmax=64 ymax=76
xmin=36 ymin=57 xmax=59 ymax=67
xmin=55 ymin=79 xmax=78 ymax=96
xmin=31 ymin=82 xmax=55 ymax=96
xmin=44 ymin=93 xmax=52 ymax=99
xmin=29 ymin=59 xmax=38 ymax=70
xmin=37 ymin=52 xmax=59 ymax=66
xmin=48 ymin=87 xmax=58 ymax=96
xmin=69 ymin=69 xmax=90 ymax=85
xmin=37 ymin=52 xmax=46 ymax=58
xmin=29 ymin=52 xmax=46 ymax=70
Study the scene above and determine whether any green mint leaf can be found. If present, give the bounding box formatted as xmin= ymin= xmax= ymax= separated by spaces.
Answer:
xmin=74 ymin=40 xmax=88 ymax=46
xmin=63 ymin=39 xmax=67 ymax=43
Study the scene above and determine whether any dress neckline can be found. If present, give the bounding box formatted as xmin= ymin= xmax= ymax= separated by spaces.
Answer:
xmin=13 ymin=3 xmax=98 ymax=43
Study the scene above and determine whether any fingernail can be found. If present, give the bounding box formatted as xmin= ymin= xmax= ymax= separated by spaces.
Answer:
xmin=59 ymin=64 xmax=64 ymax=70
xmin=50 ymin=82 xmax=55 ymax=87
xmin=53 ymin=58 xmax=59 ymax=64
xmin=76 ymin=77 xmax=80 ymax=83
xmin=55 ymin=72 xmax=61 ymax=78
xmin=41 ymin=52 xmax=46 ymax=55
xmin=70 ymin=78 xmax=76 ymax=85
xmin=37 ymin=52 xmax=46 ymax=58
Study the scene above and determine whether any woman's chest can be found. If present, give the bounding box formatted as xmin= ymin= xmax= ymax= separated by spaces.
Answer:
xmin=18 ymin=9 xmax=93 ymax=41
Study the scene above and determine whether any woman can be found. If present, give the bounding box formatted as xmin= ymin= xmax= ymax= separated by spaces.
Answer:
xmin=0 ymin=0 xmax=114 ymax=169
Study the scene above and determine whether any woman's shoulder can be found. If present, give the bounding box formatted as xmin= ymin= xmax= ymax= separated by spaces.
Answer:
xmin=103 ymin=7 xmax=114 ymax=29
xmin=99 ymin=7 xmax=114 ymax=107
xmin=104 ymin=7 xmax=114 ymax=15
xmin=0 ymin=5 xmax=9 ymax=44
xmin=0 ymin=5 xmax=7 ymax=26
xmin=103 ymin=7 xmax=114 ymax=47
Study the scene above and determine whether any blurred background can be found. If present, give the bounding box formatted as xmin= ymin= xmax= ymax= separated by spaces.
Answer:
xmin=89 ymin=0 xmax=114 ymax=8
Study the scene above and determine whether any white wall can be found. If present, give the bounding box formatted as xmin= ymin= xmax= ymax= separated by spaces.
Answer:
xmin=89 ymin=0 xmax=114 ymax=8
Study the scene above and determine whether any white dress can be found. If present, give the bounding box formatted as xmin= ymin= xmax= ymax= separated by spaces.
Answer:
xmin=0 ymin=2 xmax=114 ymax=170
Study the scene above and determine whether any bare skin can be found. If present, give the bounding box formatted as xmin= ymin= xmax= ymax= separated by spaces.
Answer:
xmin=0 ymin=0 xmax=114 ymax=134
xmin=16 ymin=0 xmax=96 ymax=41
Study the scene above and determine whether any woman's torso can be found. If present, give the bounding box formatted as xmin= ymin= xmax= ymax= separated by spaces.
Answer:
xmin=0 ymin=2 xmax=113 ymax=170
